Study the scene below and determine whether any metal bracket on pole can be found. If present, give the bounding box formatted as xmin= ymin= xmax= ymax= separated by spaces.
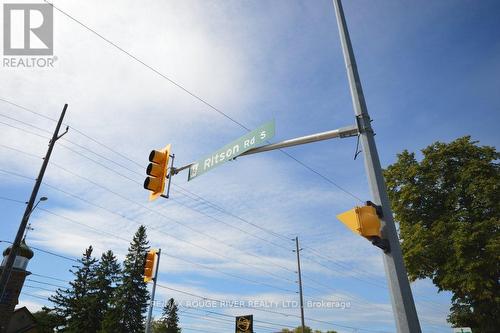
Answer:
xmin=161 ymin=154 xmax=175 ymax=199
xmin=366 ymin=200 xmax=383 ymax=217
xmin=171 ymin=162 xmax=192 ymax=176
xmin=55 ymin=126 xmax=69 ymax=141
xmin=369 ymin=236 xmax=391 ymax=253
xmin=355 ymin=114 xmax=373 ymax=135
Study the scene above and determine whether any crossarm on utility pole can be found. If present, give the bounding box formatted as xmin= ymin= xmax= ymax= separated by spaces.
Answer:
xmin=239 ymin=124 xmax=358 ymax=157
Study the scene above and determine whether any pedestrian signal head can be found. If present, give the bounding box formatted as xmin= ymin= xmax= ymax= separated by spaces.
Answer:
xmin=144 ymin=144 xmax=171 ymax=201
xmin=336 ymin=204 xmax=381 ymax=238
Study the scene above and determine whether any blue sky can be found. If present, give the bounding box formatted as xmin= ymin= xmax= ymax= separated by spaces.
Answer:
xmin=1 ymin=0 xmax=499 ymax=332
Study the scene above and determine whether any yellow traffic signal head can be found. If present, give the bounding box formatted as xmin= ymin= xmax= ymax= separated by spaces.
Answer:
xmin=143 ymin=249 xmax=158 ymax=283
xmin=144 ymin=144 xmax=171 ymax=201
xmin=336 ymin=204 xmax=381 ymax=238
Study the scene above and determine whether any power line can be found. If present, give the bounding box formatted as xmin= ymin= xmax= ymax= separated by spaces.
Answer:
xmin=299 ymin=246 xmax=450 ymax=313
xmin=0 ymin=125 xmax=290 ymax=254
xmin=23 ymin=284 xmax=54 ymax=292
xmin=17 ymin=252 xmax=447 ymax=330
xmin=176 ymin=310 xmax=284 ymax=332
xmin=0 ymin=240 xmax=79 ymax=263
xmin=0 ymin=97 xmax=143 ymax=169
xmin=0 ymin=104 xmax=296 ymax=246
xmin=0 ymin=105 xmax=448 ymax=323
xmin=0 ymin=115 xmax=294 ymax=249
xmin=0 ymin=153 xmax=448 ymax=318
xmin=0 ymin=157 xmax=297 ymax=284
xmin=21 ymin=291 xmax=49 ymax=301
xmin=42 ymin=1 xmax=250 ymax=131
xmin=0 ymin=196 xmax=25 ymax=204
xmin=156 ymin=283 xmax=392 ymax=333
xmin=3 ymin=232 xmax=397 ymax=327
xmin=21 ymin=275 xmax=293 ymax=331
xmin=163 ymin=252 xmax=297 ymax=294
xmin=0 ymin=173 xmax=296 ymax=288
xmin=0 ymin=118 xmax=294 ymax=255
xmin=170 ymin=196 xmax=293 ymax=253
xmin=34 ymin=2 xmax=364 ymax=204
xmin=31 ymin=273 xmax=69 ymax=283
xmin=0 ymin=108 xmax=368 ymax=289
xmin=178 ymin=305 xmax=294 ymax=330
xmin=0 ymin=148 xmax=448 ymax=316
xmin=25 ymin=279 xmax=66 ymax=289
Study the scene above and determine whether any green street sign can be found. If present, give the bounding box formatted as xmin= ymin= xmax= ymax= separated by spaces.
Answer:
xmin=188 ymin=120 xmax=275 ymax=181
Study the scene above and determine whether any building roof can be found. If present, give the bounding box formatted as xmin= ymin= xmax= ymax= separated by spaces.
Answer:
xmin=2 ymin=239 xmax=34 ymax=260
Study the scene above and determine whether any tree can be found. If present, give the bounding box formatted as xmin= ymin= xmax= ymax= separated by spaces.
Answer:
xmin=32 ymin=307 xmax=64 ymax=333
xmin=93 ymin=250 xmax=121 ymax=331
xmin=384 ymin=136 xmax=500 ymax=333
xmin=163 ymin=298 xmax=180 ymax=332
xmin=49 ymin=246 xmax=99 ymax=332
xmin=101 ymin=226 xmax=150 ymax=332
xmin=151 ymin=319 xmax=169 ymax=333
xmin=153 ymin=298 xmax=181 ymax=333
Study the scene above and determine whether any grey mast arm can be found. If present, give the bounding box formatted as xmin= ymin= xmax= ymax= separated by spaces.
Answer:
xmin=172 ymin=124 xmax=358 ymax=175
xmin=239 ymin=124 xmax=358 ymax=157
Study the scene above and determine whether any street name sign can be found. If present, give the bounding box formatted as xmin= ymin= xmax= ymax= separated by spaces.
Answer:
xmin=188 ymin=120 xmax=275 ymax=181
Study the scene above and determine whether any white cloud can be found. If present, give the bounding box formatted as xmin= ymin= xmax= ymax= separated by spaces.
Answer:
xmin=0 ymin=1 xmax=458 ymax=332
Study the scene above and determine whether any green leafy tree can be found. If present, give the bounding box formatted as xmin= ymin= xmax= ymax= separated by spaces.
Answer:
xmin=93 ymin=250 xmax=121 ymax=331
xmin=101 ymin=226 xmax=150 ymax=333
xmin=151 ymin=319 xmax=169 ymax=333
xmin=49 ymin=246 xmax=99 ymax=332
xmin=384 ymin=136 xmax=500 ymax=332
xmin=32 ymin=307 xmax=64 ymax=332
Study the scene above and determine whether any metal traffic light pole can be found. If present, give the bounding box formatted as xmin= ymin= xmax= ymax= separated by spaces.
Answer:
xmin=332 ymin=1 xmax=421 ymax=332
xmin=0 ymin=104 xmax=68 ymax=306
xmin=156 ymin=3 xmax=422 ymax=331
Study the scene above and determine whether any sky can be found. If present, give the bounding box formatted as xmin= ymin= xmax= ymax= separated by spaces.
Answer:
xmin=1 ymin=0 xmax=499 ymax=332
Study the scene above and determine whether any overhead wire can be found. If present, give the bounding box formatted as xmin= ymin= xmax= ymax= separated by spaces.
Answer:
xmin=0 ymin=103 xmax=449 ymax=324
xmin=156 ymin=283 xmax=392 ymax=333
xmin=20 ymin=276 xmax=294 ymax=332
xmin=0 ymin=139 xmax=298 ymax=284
xmin=10 ymin=236 xmax=447 ymax=330
xmin=0 ymin=141 xmax=446 ymax=318
xmin=37 ymin=1 xmax=364 ymax=204
xmin=0 ymin=115 xmax=290 ymax=248
xmin=0 ymin=187 xmax=298 ymax=294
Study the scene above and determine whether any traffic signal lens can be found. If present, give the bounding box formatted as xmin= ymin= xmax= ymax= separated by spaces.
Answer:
xmin=144 ymin=177 xmax=162 ymax=192
xmin=146 ymin=163 xmax=163 ymax=177
xmin=149 ymin=150 xmax=166 ymax=164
